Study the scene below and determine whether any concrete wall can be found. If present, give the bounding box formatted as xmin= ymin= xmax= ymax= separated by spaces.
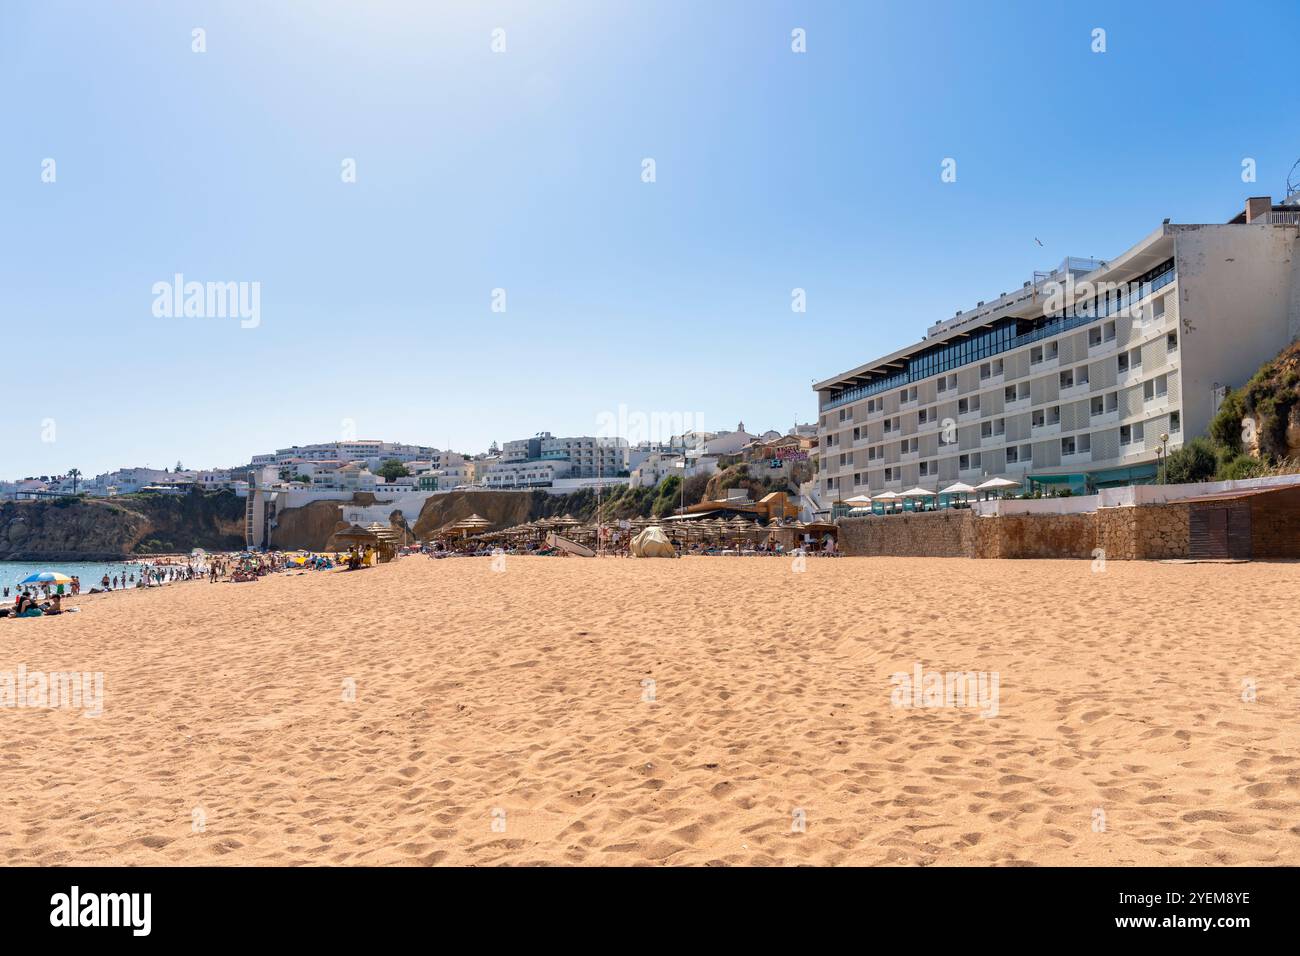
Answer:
xmin=1173 ymin=224 xmax=1299 ymax=438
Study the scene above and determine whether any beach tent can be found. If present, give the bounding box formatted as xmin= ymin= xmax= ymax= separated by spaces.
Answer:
xmin=630 ymin=526 xmax=676 ymax=558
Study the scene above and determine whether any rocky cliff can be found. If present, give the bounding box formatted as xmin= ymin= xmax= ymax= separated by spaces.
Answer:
xmin=0 ymin=491 xmax=246 ymax=561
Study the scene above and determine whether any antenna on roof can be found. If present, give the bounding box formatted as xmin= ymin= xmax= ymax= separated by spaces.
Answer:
xmin=1287 ymin=157 xmax=1300 ymax=202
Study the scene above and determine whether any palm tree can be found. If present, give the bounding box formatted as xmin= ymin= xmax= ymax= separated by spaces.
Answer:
xmin=67 ymin=468 xmax=81 ymax=494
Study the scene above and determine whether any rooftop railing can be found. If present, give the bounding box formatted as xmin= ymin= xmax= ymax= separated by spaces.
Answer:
xmin=820 ymin=262 xmax=1176 ymax=412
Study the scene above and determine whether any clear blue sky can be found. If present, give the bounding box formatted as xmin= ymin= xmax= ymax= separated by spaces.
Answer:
xmin=3 ymin=0 xmax=1297 ymax=478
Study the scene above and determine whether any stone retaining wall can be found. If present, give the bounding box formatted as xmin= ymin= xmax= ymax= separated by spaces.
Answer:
xmin=839 ymin=504 xmax=1192 ymax=560
xmin=836 ymin=510 xmax=973 ymax=557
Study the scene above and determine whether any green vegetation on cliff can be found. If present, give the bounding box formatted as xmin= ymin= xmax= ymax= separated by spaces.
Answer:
xmin=0 ymin=488 xmax=246 ymax=560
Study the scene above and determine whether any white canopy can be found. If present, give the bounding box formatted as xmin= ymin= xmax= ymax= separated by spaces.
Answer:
xmin=842 ymin=494 xmax=874 ymax=506
xmin=901 ymin=487 xmax=937 ymax=497
xmin=872 ymin=491 xmax=901 ymax=500
xmin=940 ymin=482 xmax=977 ymax=495
xmin=975 ymin=477 xmax=1021 ymax=490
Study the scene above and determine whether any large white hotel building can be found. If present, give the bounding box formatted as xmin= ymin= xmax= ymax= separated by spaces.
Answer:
xmin=814 ymin=197 xmax=1300 ymax=499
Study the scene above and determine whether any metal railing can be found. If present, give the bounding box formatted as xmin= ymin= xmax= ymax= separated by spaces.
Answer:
xmin=821 ymin=263 xmax=1176 ymax=412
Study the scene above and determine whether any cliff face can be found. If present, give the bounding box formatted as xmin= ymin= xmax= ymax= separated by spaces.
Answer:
xmin=0 ymin=492 xmax=246 ymax=561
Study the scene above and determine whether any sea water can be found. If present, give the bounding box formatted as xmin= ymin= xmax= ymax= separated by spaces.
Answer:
xmin=0 ymin=559 xmax=195 ymax=595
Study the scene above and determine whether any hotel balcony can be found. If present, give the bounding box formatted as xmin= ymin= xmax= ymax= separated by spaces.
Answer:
xmin=900 ymin=450 xmax=919 ymax=463
xmin=1088 ymin=337 xmax=1118 ymax=359
xmin=1031 ymin=421 xmax=1061 ymax=438
xmin=977 ymin=372 xmax=1004 ymax=388
xmin=1059 ymin=382 xmax=1090 ymax=401
xmin=1061 ymin=451 xmax=1092 ymax=468
xmin=979 ymin=433 xmax=1005 ymax=448
xmin=958 ymin=408 xmax=982 ymax=423
xmin=1116 ymin=367 xmax=1144 ymax=389
xmin=1029 ymin=355 xmax=1059 ymax=373
xmin=1004 ymin=396 xmax=1030 ymax=413
xmin=1091 ymin=409 xmax=1120 ymax=426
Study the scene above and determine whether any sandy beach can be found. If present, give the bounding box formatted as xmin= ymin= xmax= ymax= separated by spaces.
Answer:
xmin=1 ymin=555 xmax=1297 ymax=866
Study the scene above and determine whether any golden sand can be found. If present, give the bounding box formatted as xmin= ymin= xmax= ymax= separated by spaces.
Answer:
xmin=2 ymin=555 xmax=1297 ymax=866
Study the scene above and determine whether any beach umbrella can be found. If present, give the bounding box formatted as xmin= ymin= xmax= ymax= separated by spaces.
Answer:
xmin=902 ymin=486 xmax=937 ymax=512
xmin=939 ymin=481 xmax=977 ymax=508
xmin=842 ymin=494 xmax=873 ymax=508
xmin=872 ymin=490 xmax=902 ymax=514
xmin=19 ymin=571 xmax=73 ymax=585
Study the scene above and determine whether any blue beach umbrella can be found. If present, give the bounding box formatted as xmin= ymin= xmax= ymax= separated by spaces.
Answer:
xmin=19 ymin=572 xmax=73 ymax=585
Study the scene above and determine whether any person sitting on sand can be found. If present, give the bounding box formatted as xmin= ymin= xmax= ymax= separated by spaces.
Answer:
xmin=41 ymin=594 xmax=63 ymax=615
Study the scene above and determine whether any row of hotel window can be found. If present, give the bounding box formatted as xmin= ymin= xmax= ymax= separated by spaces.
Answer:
xmin=847 ymin=419 xmax=1179 ymax=484
xmin=839 ymin=405 xmax=1180 ymax=470
xmin=833 ymin=331 xmax=1177 ymax=428
xmin=844 ymin=376 xmax=1173 ymax=453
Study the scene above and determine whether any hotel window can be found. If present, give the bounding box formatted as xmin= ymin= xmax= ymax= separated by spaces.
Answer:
xmin=1170 ymin=411 xmax=1181 ymax=432
xmin=979 ymin=362 xmax=991 ymax=380
xmin=1059 ymin=369 xmax=1074 ymax=389
xmin=1120 ymin=424 xmax=1138 ymax=445
xmin=1104 ymin=320 xmax=1116 ymax=341
xmin=1032 ymin=409 xmax=1046 ymax=428
xmin=854 ymin=472 xmax=861 ymax=486
xmin=1077 ymin=365 xmax=1089 ymax=386
xmin=1143 ymin=375 xmax=1168 ymax=401
xmin=1089 ymin=326 xmax=1102 ymax=347
xmin=1167 ymin=331 xmax=1178 ymax=352
xmin=1020 ymin=444 xmax=1033 ymax=461
xmin=1048 ymin=405 xmax=1060 ymax=425
xmin=958 ymin=395 xmax=981 ymax=415
xmin=959 ymin=452 xmax=981 ymax=470
xmin=919 ymin=460 xmax=935 ymax=477
xmin=918 ymin=408 xmax=930 ymax=425
xmin=884 ymin=467 xmax=895 ymax=482
xmin=1030 ymin=346 xmax=1044 ymax=365
xmin=853 ymin=426 xmax=861 ymax=441
xmin=1061 ymin=436 xmax=1076 ymax=456
xmin=1118 ymin=352 xmax=1129 ymax=374
xmin=1078 ymin=433 xmax=1091 ymax=453
xmin=1005 ymin=446 xmax=1019 ymax=463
